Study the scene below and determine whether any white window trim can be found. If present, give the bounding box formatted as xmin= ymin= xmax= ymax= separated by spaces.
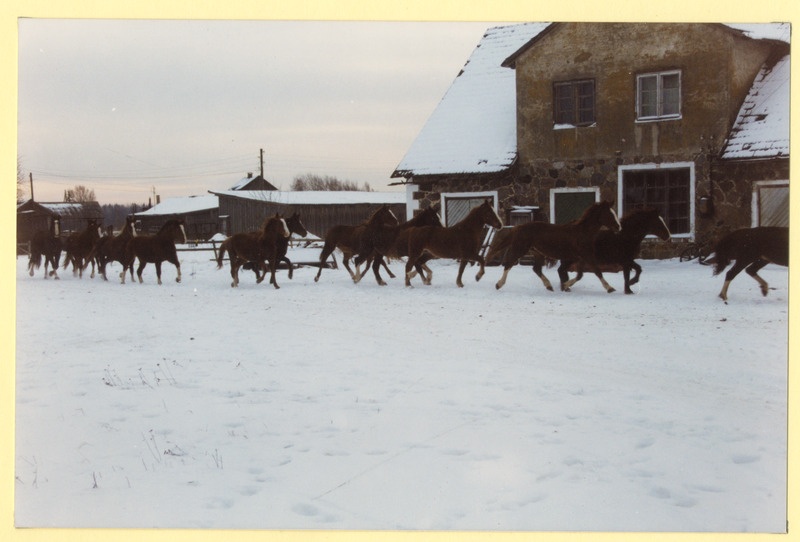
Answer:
xmin=549 ymin=187 xmax=600 ymax=224
xmin=440 ymin=191 xmax=498 ymax=226
xmin=617 ymin=162 xmax=696 ymax=238
xmin=751 ymin=179 xmax=789 ymax=227
xmin=635 ymin=70 xmax=682 ymax=122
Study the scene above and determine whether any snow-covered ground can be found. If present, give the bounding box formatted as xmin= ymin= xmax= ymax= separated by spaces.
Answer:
xmin=14 ymin=247 xmax=788 ymax=532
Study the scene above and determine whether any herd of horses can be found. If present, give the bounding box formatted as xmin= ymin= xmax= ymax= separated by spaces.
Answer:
xmin=26 ymin=200 xmax=789 ymax=302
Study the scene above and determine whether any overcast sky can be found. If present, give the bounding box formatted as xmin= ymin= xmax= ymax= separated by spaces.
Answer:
xmin=17 ymin=19 xmax=498 ymax=205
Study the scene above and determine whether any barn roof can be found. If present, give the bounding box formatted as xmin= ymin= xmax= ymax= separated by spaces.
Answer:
xmin=210 ymin=190 xmax=405 ymax=206
xmin=17 ymin=200 xmax=103 ymax=218
xmin=393 ymin=22 xmax=790 ymax=178
xmin=134 ymin=194 xmax=219 ymax=216
xmin=720 ymin=52 xmax=790 ymax=160
xmin=392 ymin=23 xmax=551 ymax=178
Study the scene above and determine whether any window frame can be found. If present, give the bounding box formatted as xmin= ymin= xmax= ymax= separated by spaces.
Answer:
xmin=635 ymin=70 xmax=682 ymax=122
xmin=552 ymin=78 xmax=596 ymax=128
xmin=617 ymin=162 xmax=695 ymax=238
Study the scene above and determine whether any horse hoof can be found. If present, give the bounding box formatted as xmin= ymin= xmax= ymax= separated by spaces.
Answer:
xmin=607 ymin=287 xmax=616 ymax=294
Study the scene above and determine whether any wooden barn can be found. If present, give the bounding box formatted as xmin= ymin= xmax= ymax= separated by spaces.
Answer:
xmin=393 ymin=22 xmax=790 ymax=258
xmin=209 ymin=189 xmax=407 ymax=239
xmin=133 ymin=195 xmax=220 ymax=241
xmin=17 ymin=200 xmax=104 ymax=250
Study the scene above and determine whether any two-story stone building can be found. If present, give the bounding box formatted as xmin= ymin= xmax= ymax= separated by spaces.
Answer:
xmin=393 ymin=22 xmax=789 ymax=257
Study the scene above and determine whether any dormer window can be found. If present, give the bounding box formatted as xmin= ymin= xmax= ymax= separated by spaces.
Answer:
xmin=636 ymin=70 xmax=681 ymax=121
xmin=553 ymin=79 xmax=595 ymax=127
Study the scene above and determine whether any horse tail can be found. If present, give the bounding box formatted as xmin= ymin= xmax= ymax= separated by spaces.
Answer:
xmin=708 ymin=233 xmax=735 ymax=276
xmin=216 ymin=239 xmax=228 ymax=269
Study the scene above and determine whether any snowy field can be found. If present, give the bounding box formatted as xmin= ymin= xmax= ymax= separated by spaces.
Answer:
xmin=14 ymin=247 xmax=789 ymax=532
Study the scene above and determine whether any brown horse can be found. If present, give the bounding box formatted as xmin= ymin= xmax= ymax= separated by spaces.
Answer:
xmin=240 ymin=212 xmax=309 ymax=283
xmin=28 ymin=215 xmax=62 ymax=279
xmin=352 ymin=206 xmax=444 ymax=286
xmin=405 ymin=199 xmax=503 ymax=288
xmin=90 ymin=215 xmax=138 ymax=282
xmin=563 ymin=207 xmax=671 ymax=294
xmin=216 ymin=215 xmax=290 ymax=288
xmin=122 ymin=219 xmax=187 ymax=285
xmin=486 ymin=201 xmax=620 ymax=293
xmin=706 ymin=226 xmax=788 ymax=302
xmin=62 ymin=218 xmax=102 ymax=278
xmin=314 ymin=205 xmax=399 ymax=283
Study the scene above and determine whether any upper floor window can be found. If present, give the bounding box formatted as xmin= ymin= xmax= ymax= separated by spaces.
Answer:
xmin=636 ymin=70 xmax=681 ymax=121
xmin=553 ymin=79 xmax=595 ymax=127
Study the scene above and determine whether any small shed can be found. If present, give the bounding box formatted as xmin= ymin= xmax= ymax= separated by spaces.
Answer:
xmin=210 ymin=190 xmax=407 ymax=238
xmin=133 ymin=195 xmax=220 ymax=240
xmin=17 ymin=200 xmax=104 ymax=245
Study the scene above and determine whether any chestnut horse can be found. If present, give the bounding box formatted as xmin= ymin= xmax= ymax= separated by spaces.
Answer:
xmin=405 ymin=199 xmax=503 ymax=288
xmin=485 ymin=201 xmax=620 ymax=293
xmin=706 ymin=226 xmax=788 ymax=302
xmin=352 ymin=206 xmax=444 ymax=286
xmin=90 ymin=215 xmax=138 ymax=282
xmin=122 ymin=219 xmax=187 ymax=285
xmin=563 ymin=207 xmax=671 ymax=294
xmin=314 ymin=205 xmax=399 ymax=283
xmin=216 ymin=215 xmax=290 ymax=288
xmin=28 ymin=215 xmax=62 ymax=279
xmin=62 ymin=218 xmax=102 ymax=278
xmin=239 ymin=212 xmax=309 ymax=283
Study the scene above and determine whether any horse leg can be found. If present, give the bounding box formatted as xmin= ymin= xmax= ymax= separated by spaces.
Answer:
xmin=629 ymin=261 xmax=642 ymax=286
xmin=456 ymin=259 xmax=471 ymax=288
xmin=270 ymin=259 xmax=280 ymax=289
xmin=155 ymin=261 xmax=163 ymax=285
xmin=745 ymin=259 xmax=771 ymax=297
xmin=283 ymin=257 xmax=293 ymax=280
xmin=314 ymin=244 xmax=333 ymax=282
xmin=560 ymin=261 xmax=579 ymax=291
xmin=136 ymin=261 xmax=146 ymax=284
xmin=172 ymin=256 xmax=182 ymax=283
xmin=528 ymin=256 xmax=554 ymax=292
xmin=372 ymin=256 xmax=387 ymax=286
xmin=718 ymin=260 xmax=749 ymax=302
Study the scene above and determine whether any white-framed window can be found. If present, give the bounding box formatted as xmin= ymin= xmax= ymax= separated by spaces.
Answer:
xmin=636 ymin=70 xmax=681 ymax=121
xmin=618 ymin=162 xmax=695 ymax=237
xmin=440 ymin=191 xmax=498 ymax=227
xmin=549 ymin=187 xmax=600 ymax=224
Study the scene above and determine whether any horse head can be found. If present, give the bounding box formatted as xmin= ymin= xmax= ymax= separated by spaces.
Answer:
xmin=479 ymin=199 xmax=504 ymax=229
xmin=125 ymin=215 xmax=138 ymax=237
xmin=285 ymin=212 xmax=308 ymax=238
xmin=368 ymin=205 xmax=400 ymax=227
xmin=646 ymin=208 xmax=672 ymax=241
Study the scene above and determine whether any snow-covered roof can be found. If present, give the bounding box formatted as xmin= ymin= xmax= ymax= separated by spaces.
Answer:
xmin=135 ymin=194 xmax=219 ymax=216
xmin=724 ymin=23 xmax=791 ymax=44
xmin=392 ymin=23 xmax=551 ymax=178
xmin=394 ymin=22 xmax=789 ymax=178
xmin=721 ymin=53 xmax=790 ymax=160
xmin=230 ymin=177 xmax=254 ymax=190
xmin=210 ymin=190 xmax=405 ymax=205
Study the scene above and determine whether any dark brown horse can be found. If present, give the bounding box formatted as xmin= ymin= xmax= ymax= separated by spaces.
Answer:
xmin=216 ymin=215 xmax=290 ymax=288
xmin=706 ymin=226 xmax=788 ymax=302
xmin=352 ymin=206 xmax=444 ymax=286
xmin=62 ymin=218 xmax=102 ymax=278
xmin=563 ymin=207 xmax=671 ymax=294
xmin=90 ymin=215 xmax=138 ymax=282
xmin=314 ymin=205 xmax=399 ymax=283
xmin=27 ymin=215 xmax=62 ymax=279
xmin=241 ymin=212 xmax=309 ymax=283
xmin=405 ymin=199 xmax=503 ymax=288
xmin=122 ymin=219 xmax=187 ymax=285
xmin=485 ymin=200 xmax=620 ymax=292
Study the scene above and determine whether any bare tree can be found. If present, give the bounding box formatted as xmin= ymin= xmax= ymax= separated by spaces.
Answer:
xmin=291 ymin=173 xmax=372 ymax=192
xmin=17 ymin=157 xmax=26 ymax=203
xmin=64 ymin=185 xmax=96 ymax=202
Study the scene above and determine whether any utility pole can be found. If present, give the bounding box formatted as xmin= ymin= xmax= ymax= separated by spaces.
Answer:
xmin=29 ymin=172 xmax=34 ymax=201
xmin=260 ymin=148 xmax=264 ymax=179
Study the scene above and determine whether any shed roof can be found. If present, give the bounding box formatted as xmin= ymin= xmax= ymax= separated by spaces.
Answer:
xmin=134 ymin=195 xmax=219 ymax=216
xmin=17 ymin=200 xmax=103 ymax=218
xmin=720 ymin=53 xmax=790 ymax=160
xmin=392 ymin=23 xmax=551 ymax=178
xmin=211 ymin=190 xmax=405 ymax=206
